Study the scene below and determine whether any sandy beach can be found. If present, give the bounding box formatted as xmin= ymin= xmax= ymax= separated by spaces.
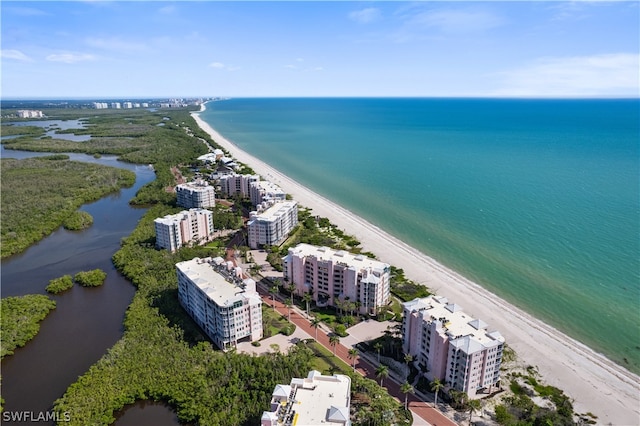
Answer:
xmin=192 ymin=105 xmax=639 ymax=425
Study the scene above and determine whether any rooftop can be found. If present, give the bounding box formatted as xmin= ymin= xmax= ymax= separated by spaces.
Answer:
xmin=288 ymin=243 xmax=389 ymax=273
xmin=176 ymin=257 xmax=259 ymax=307
xmin=404 ymin=296 xmax=504 ymax=352
xmin=250 ymin=200 xmax=298 ymax=222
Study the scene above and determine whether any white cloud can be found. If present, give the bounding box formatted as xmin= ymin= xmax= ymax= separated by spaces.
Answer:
xmin=209 ymin=62 xmax=240 ymax=71
xmin=494 ymin=53 xmax=640 ymax=97
xmin=392 ymin=5 xmax=504 ymax=42
xmin=349 ymin=8 xmax=381 ymax=24
xmin=158 ymin=5 xmax=177 ymax=15
xmin=284 ymin=64 xmax=297 ymax=69
xmin=3 ymin=6 xmax=48 ymax=16
xmin=1 ymin=49 xmax=33 ymax=62
xmin=46 ymin=53 xmax=96 ymax=64
xmin=85 ymin=37 xmax=146 ymax=52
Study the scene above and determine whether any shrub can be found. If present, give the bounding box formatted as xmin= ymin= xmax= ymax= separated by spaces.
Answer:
xmin=334 ymin=324 xmax=348 ymax=337
xmin=63 ymin=211 xmax=94 ymax=231
xmin=46 ymin=275 xmax=74 ymax=294
xmin=74 ymin=269 xmax=107 ymax=287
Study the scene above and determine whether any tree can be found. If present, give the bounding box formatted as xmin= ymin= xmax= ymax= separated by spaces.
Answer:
xmin=468 ymin=398 xmax=482 ymax=425
xmin=329 ymin=334 xmax=340 ymax=356
xmin=375 ymin=364 xmax=389 ymax=387
xmin=269 ymin=285 xmax=278 ymax=310
xmin=302 ymin=292 xmax=312 ymax=317
xmin=287 ymin=282 xmax=296 ymax=306
xmin=284 ymin=299 xmax=292 ymax=321
xmin=431 ymin=378 xmax=444 ymax=407
xmin=404 ymin=353 xmax=413 ymax=378
xmin=400 ymin=382 xmax=414 ymax=410
xmin=374 ymin=342 xmax=382 ymax=362
xmin=310 ymin=317 xmax=321 ymax=341
xmin=348 ymin=348 xmax=358 ymax=371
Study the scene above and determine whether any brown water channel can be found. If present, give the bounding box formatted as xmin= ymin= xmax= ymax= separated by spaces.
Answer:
xmin=1 ymin=146 xmax=180 ymax=425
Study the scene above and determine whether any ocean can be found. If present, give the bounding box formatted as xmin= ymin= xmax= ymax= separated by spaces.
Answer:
xmin=200 ymin=98 xmax=640 ymax=374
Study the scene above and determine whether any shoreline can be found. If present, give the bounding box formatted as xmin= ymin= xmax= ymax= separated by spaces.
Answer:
xmin=191 ymin=103 xmax=639 ymax=425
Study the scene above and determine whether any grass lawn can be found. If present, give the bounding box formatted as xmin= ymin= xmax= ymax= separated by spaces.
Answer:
xmin=261 ymin=304 xmax=295 ymax=338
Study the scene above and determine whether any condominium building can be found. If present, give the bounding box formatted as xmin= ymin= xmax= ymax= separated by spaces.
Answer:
xmin=92 ymin=102 xmax=109 ymax=109
xmin=17 ymin=110 xmax=44 ymax=118
xmin=249 ymin=180 xmax=286 ymax=206
xmin=218 ymin=173 xmax=260 ymax=198
xmin=261 ymin=370 xmax=351 ymax=426
xmin=283 ymin=243 xmax=390 ymax=316
xmin=176 ymin=257 xmax=263 ymax=350
xmin=402 ymin=296 xmax=505 ymax=398
xmin=154 ymin=208 xmax=214 ymax=252
xmin=247 ymin=200 xmax=298 ymax=249
xmin=176 ymin=180 xmax=216 ymax=209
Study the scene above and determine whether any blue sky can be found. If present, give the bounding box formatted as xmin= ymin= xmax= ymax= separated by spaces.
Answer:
xmin=1 ymin=1 xmax=638 ymax=98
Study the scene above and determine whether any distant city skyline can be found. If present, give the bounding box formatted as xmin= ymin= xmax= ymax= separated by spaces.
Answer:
xmin=2 ymin=1 xmax=638 ymax=98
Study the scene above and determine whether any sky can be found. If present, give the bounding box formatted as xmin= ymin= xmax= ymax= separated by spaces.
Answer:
xmin=1 ymin=1 xmax=638 ymax=98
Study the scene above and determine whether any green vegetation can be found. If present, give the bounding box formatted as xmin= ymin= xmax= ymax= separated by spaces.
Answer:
xmin=262 ymin=305 xmax=296 ymax=337
xmin=1 ymin=156 xmax=135 ymax=258
xmin=74 ymin=269 xmax=107 ymax=287
xmin=388 ymin=266 xmax=430 ymax=302
xmin=63 ymin=211 xmax=94 ymax=231
xmin=46 ymin=275 xmax=74 ymax=294
xmin=0 ymin=124 xmax=45 ymax=137
xmin=1 ymin=295 xmax=56 ymax=358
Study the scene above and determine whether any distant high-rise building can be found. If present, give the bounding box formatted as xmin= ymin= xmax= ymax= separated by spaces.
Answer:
xmin=154 ymin=208 xmax=214 ymax=252
xmin=17 ymin=110 xmax=44 ymax=118
xmin=249 ymin=180 xmax=286 ymax=206
xmin=402 ymin=296 xmax=505 ymax=399
xmin=247 ymin=200 xmax=298 ymax=249
xmin=176 ymin=180 xmax=216 ymax=209
xmin=283 ymin=243 xmax=390 ymax=315
xmin=218 ymin=173 xmax=260 ymax=199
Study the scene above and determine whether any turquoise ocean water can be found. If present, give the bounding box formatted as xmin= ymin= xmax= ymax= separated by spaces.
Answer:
xmin=200 ymin=98 xmax=640 ymax=374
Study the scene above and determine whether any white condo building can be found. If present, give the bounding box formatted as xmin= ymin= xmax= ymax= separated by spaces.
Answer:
xmin=154 ymin=208 xmax=214 ymax=252
xmin=176 ymin=180 xmax=216 ymax=209
xmin=218 ymin=173 xmax=260 ymax=198
xmin=176 ymin=257 xmax=263 ymax=350
xmin=261 ymin=370 xmax=351 ymax=426
xmin=247 ymin=200 xmax=298 ymax=249
xmin=249 ymin=180 xmax=287 ymax=206
xmin=402 ymin=296 xmax=505 ymax=398
xmin=17 ymin=110 xmax=44 ymax=118
xmin=283 ymin=243 xmax=390 ymax=315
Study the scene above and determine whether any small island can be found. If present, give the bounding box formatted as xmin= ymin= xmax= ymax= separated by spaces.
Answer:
xmin=46 ymin=275 xmax=75 ymax=294
xmin=74 ymin=269 xmax=107 ymax=287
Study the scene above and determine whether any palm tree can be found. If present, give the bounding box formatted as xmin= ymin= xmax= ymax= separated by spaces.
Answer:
xmin=468 ymin=399 xmax=481 ymax=425
xmin=374 ymin=342 xmax=382 ymax=362
xmin=287 ymin=282 xmax=296 ymax=306
xmin=348 ymin=348 xmax=358 ymax=371
xmin=400 ymin=381 xmax=414 ymax=410
xmin=431 ymin=378 xmax=444 ymax=407
xmin=303 ymin=292 xmax=312 ymax=317
xmin=269 ymin=285 xmax=278 ymax=310
xmin=284 ymin=299 xmax=292 ymax=321
xmin=375 ymin=364 xmax=389 ymax=387
xmin=310 ymin=317 xmax=321 ymax=341
xmin=404 ymin=353 xmax=413 ymax=378
xmin=329 ymin=334 xmax=340 ymax=356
